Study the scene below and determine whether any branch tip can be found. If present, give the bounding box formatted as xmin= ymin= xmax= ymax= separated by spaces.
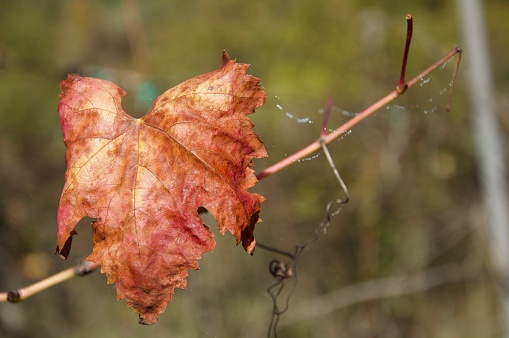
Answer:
xmin=397 ymin=13 xmax=414 ymax=94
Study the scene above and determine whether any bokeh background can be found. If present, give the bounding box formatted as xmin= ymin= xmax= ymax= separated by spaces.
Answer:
xmin=1 ymin=1 xmax=508 ymax=337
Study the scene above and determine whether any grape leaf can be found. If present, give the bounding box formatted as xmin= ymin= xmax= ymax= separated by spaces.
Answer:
xmin=55 ymin=52 xmax=267 ymax=325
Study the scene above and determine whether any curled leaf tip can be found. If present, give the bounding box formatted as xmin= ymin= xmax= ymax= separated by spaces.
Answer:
xmin=245 ymin=239 xmax=256 ymax=255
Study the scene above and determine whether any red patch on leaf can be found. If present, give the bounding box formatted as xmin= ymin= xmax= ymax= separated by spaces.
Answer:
xmin=55 ymin=52 xmax=267 ymax=324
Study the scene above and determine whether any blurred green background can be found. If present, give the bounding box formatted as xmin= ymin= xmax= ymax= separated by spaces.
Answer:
xmin=1 ymin=0 xmax=508 ymax=337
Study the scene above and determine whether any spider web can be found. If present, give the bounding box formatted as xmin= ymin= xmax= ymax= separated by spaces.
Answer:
xmin=269 ymin=53 xmax=458 ymax=136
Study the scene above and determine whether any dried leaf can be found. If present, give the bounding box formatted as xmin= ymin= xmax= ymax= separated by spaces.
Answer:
xmin=55 ymin=52 xmax=267 ymax=324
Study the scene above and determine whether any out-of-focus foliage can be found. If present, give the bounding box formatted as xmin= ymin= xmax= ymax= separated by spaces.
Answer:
xmin=0 ymin=0 xmax=508 ymax=337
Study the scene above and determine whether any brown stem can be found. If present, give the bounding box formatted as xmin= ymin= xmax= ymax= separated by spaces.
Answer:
xmin=397 ymin=14 xmax=413 ymax=94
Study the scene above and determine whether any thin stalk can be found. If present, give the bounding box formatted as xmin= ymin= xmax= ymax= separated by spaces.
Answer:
xmin=397 ymin=14 xmax=413 ymax=94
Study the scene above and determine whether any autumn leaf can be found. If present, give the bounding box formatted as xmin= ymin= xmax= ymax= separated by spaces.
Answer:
xmin=55 ymin=52 xmax=267 ymax=325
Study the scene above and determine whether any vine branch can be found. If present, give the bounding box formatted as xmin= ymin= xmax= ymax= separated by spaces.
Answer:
xmin=256 ymin=44 xmax=462 ymax=180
